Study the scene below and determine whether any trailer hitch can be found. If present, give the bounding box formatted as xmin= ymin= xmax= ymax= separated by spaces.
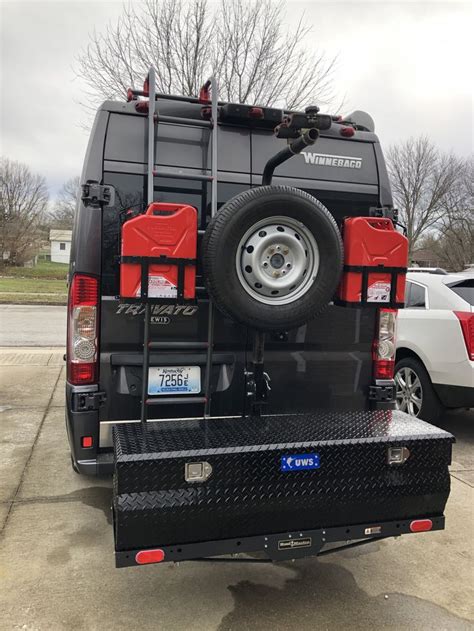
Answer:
xmin=246 ymin=331 xmax=271 ymax=417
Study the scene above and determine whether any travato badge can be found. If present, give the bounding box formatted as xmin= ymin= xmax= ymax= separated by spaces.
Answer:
xmin=116 ymin=303 xmax=198 ymax=317
xmin=302 ymin=152 xmax=362 ymax=169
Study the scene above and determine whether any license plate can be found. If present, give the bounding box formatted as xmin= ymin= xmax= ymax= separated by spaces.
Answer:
xmin=148 ymin=366 xmax=201 ymax=395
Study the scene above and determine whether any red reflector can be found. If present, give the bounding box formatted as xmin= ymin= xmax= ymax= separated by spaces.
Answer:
xmin=135 ymin=549 xmax=165 ymax=565
xmin=340 ymin=126 xmax=355 ymax=137
xmin=81 ymin=436 xmax=93 ymax=448
xmin=69 ymin=362 xmax=96 ymax=384
xmin=410 ymin=519 xmax=433 ymax=533
xmin=135 ymin=101 xmax=149 ymax=113
xmin=373 ymin=358 xmax=395 ymax=379
xmin=249 ymin=107 xmax=264 ymax=119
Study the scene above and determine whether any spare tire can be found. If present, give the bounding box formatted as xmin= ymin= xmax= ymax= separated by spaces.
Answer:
xmin=202 ymin=185 xmax=343 ymax=331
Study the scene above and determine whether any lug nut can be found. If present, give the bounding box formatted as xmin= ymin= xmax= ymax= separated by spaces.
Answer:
xmin=273 ymin=271 xmax=280 ymax=278
xmin=283 ymin=248 xmax=289 ymax=255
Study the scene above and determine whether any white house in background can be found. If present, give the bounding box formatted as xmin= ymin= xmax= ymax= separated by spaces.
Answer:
xmin=49 ymin=229 xmax=72 ymax=263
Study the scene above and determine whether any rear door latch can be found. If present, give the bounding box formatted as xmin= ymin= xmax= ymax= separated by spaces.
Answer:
xmin=81 ymin=181 xmax=115 ymax=208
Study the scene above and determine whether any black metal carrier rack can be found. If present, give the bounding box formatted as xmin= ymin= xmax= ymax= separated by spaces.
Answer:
xmin=111 ymin=68 xmax=454 ymax=570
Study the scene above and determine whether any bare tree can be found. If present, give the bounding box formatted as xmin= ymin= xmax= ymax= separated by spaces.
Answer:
xmin=386 ymin=137 xmax=464 ymax=252
xmin=76 ymin=0 xmax=336 ymax=111
xmin=51 ymin=176 xmax=80 ymax=229
xmin=434 ymin=157 xmax=474 ymax=271
xmin=0 ymin=158 xmax=49 ymax=267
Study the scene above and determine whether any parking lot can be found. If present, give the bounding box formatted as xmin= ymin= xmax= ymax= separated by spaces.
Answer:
xmin=0 ymin=343 xmax=473 ymax=630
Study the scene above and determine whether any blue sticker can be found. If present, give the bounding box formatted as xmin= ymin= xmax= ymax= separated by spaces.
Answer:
xmin=280 ymin=453 xmax=320 ymax=472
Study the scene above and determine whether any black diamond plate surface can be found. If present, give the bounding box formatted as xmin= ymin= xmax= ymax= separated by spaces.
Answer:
xmin=113 ymin=410 xmax=453 ymax=552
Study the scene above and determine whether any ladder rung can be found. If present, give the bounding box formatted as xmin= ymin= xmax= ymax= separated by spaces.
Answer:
xmin=148 ymin=341 xmax=209 ymax=350
xmin=152 ymin=170 xmax=212 ymax=182
xmin=145 ymin=396 xmax=207 ymax=406
xmin=157 ymin=114 xmax=212 ymax=128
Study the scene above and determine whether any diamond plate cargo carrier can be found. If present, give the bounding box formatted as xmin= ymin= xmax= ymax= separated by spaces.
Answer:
xmin=112 ymin=410 xmax=453 ymax=561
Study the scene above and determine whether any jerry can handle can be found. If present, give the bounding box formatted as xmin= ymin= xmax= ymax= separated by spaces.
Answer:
xmin=145 ymin=202 xmax=185 ymax=216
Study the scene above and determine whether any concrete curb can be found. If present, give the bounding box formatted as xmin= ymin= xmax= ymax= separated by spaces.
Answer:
xmin=0 ymin=347 xmax=65 ymax=366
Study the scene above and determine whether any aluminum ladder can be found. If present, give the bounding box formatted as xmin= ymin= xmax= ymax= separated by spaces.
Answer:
xmin=138 ymin=67 xmax=218 ymax=426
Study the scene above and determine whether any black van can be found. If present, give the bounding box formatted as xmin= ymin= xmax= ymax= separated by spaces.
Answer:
xmin=66 ymin=70 xmax=453 ymax=568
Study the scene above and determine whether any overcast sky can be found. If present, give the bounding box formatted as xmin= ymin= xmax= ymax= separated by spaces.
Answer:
xmin=1 ymin=0 xmax=472 ymax=200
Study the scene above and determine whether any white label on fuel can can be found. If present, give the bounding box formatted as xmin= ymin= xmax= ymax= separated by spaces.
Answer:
xmin=367 ymin=281 xmax=391 ymax=302
xmin=135 ymin=275 xmax=177 ymax=298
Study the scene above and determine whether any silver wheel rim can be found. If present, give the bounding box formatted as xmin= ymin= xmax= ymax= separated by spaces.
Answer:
xmin=235 ymin=216 xmax=320 ymax=306
xmin=395 ymin=367 xmax=423 ymax=417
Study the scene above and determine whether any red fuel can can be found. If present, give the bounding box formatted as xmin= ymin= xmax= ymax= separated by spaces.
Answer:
xmin=120 ymin=202 xmax=197 ymax=300
xmin=337 ymin=217 xmax=408 ymax=308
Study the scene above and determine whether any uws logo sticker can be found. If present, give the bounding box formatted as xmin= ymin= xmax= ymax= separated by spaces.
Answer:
xmin=302 ymin=152 xmax=362 ymax=169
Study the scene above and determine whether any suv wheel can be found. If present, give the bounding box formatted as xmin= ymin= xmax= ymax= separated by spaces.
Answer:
xmin=202 ymin=185 xmax=343 ymax=330
xmin=395 ymin=357 xmax=443 ymax=423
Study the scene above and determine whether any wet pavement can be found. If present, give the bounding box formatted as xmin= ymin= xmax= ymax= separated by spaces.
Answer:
xmin=0 ymin=348 xmax=473 ymax=630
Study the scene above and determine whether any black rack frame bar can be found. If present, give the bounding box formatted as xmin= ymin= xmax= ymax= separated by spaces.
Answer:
xmin=152 ymin=169 xmax=213 ymax=182
xmin=339 ymin=264 xmax=407 ymax=309
xmin=115 ymin=515 xmax=445 ymax=568
xmin=121 ymin=255 xmax=196 ymax=303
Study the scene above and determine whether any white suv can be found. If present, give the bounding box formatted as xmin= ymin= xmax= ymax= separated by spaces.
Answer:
xmin=395 ymin=271 xmax=474 ymax=421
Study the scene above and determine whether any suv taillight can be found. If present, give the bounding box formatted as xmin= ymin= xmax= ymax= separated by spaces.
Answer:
xmin=373 ymin=308 xmax=398 ymax=379
xmin=454 ymin=311 xmax=474 ymax=360
xmin=67 ymin=274 xmax=99 ymax=385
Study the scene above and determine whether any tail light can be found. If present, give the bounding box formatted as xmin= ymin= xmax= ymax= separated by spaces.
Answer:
xmin=67 ymin=274 xmax=99 ymax=385
xmin=373 ymin=308 xmax=398 ymax=379
xmin=135 ymin=549 xmax=165 ymax=564
xmin=410 ymin=519 xmax=433 ymax=533
xmin=454 ymin=311 xmax=474 ymax=360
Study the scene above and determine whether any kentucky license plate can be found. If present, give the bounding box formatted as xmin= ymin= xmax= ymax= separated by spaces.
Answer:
xmin=148 ymin=366 xmax=201 ymax=395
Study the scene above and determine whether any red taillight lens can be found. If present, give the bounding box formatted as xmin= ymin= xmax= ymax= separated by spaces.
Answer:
xmin=454 ymin=311 xmax=474 ymax=361
xmin=135 ymin=549 xmax=165 ymax=565
xmin=249 ymin=107 xmax=264 ymax=119
xmin=373 ymin=309 xmax=398 ymax=379
xmin=81 ymin=436 xmax=93 ymax=448
xmin=67 ymin=274 xmax=99 ymax=385
xmin=340 ymin=126 xmax=355 ymax=137
xmin=410 ymin=519 xmax=433 ymax=533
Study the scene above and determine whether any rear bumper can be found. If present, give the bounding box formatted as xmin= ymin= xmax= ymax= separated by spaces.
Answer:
xmin=433 ymin=384 xmax=474 ymax=409
xmin=75 ymin=452 xmax=114 ymax=476
xmin=116 ymin=515 xmax=445 ymax=568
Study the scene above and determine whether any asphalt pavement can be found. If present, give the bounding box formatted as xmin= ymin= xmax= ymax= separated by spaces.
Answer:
xmin=0 ymin=348 xmax=473 ymax=630
xmin=0 ymin=304 xmax=67 ymax=346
